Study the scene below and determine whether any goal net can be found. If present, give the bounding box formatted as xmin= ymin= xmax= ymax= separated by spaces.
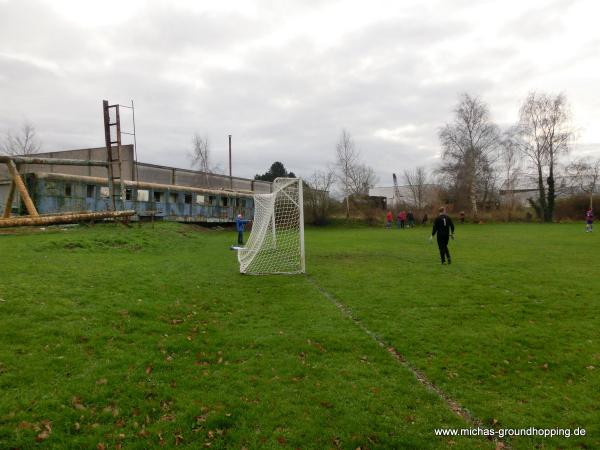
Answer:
xmin=238 ymin=178 xmax=305 ymax=275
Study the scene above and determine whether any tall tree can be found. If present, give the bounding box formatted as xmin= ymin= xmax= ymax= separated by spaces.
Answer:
xmin=255 ymin=161 xmax=295 ymax=182
xmin=1 ymin=121 xmax=41 ymax=156
xmin=335 ymin=129 xmax=359 ymax=218
xmin=403 ymin=167 xmax=428 ymax=210
xmin=438 ymin=94 xmax=500 ymax=215
xmin=518 ymin=92 xmax=572 ymax=222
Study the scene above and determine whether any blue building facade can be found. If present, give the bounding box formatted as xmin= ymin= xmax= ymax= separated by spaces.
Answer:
xmin=23 ymin=173 xmax=255 ymax=222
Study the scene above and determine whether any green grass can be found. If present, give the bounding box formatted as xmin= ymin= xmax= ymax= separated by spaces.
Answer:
xmin=0 ymin=222 xmax=598 ymax=449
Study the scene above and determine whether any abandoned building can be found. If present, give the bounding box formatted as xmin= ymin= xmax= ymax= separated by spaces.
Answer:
xmin=0 ymin=145 xmax=272 ymax=223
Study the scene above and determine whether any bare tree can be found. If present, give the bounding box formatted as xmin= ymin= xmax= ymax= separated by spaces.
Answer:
xmin=566 ymin=157 xmax=600 ymax=209
xmin=498 ymin=128 xmax=523 ymax=215
xmin=518 ymin=92 xmax=572 ymax=222
xmin=403 ymin=167 xmax=428 ymax=210
xmin=305 ymin=168 xmax=336 ymax=225
xmin=191 ymin=133 xmax=215 ymax=187
xmin=335 ymin=129 xmax=360 ymax=218
xmin=1 ymin=122 xmax=41 ymax=155
xmin=348 ymin=163 xmax=378 ymax=196
xmin=438 ymin=94 xmax=500 ymax=216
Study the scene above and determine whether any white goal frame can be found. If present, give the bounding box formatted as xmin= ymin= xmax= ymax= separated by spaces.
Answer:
xmin=237 ymin=178 xmax=305 ymax=275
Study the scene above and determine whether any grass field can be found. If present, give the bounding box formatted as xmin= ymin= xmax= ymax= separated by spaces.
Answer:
xmin=0 ymin=222 xmax=598 ymax=449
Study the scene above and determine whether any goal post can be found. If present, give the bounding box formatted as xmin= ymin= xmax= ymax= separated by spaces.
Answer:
xmin=238 ymin=178 xmax=305 ymax=275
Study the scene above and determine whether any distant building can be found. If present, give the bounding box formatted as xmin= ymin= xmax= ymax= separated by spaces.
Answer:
xmin=499 ymin=174 xmax=590 ymax=206
xmin=0 ymin=145 xmax=271 ymax=223
xmin=368 ymin=184 xmax=438 ymax=209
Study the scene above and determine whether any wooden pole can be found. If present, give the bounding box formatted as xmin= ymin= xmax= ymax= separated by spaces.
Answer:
xmin=0 ymin=210 xmax=135 ymax=228
xmin=5 ymin=160 xmax=39 ymax=217
xmin=2 ymin=181 xmax=16 ymax=218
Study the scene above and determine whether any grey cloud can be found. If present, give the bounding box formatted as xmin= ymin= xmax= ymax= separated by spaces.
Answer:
xmin=0 ymin=0 xmax=598 ymax=183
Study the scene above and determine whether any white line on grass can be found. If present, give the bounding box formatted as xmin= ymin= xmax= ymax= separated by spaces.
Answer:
xmin=305 ymin=274 xmax=510 ymax=449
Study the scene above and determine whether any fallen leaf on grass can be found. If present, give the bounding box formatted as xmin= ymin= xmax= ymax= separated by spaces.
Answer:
xmin=308 ymin=339 xmax=327 ymax=353
xmin=161 ymin=414 xmax=176 ymax=422
xmin=96 ymin=378 xmax=108 ymax=385
xmin=277 ymin=435 xmax=287 ymax=445
xmin=72 ymin=396 xmax=86 ymax=410
xmin=97 ymin=443 xmax=106 ymax=450
xmin=175 ymin=433 xmax=184 ymax=445
xmin=34 ymin=421 xmax=51 ymax=441
xmin=35 ymin=428 xmax=51 ymax=442
xmin=146 ymin=366 xmax=153 ymax=375
xmin=17 ymin=421 xmax=34 ymax=430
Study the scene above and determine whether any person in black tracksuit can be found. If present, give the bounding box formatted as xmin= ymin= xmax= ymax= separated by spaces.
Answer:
xmin=431 ymin=207 xmax=455 ymax=264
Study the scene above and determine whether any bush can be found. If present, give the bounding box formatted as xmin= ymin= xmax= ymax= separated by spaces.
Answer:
xmin=555 ymin=195 xmax=598 ymax=221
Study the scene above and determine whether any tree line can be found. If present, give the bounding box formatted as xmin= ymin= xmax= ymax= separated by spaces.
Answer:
xmin=5 ymin=93 xmax=597 ymax=224
xmin=437 ymin=92 xmax=599 ymax=222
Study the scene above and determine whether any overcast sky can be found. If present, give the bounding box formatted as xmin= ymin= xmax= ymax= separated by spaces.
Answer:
xmin=1 ymin=0 xmax=598 ymax=185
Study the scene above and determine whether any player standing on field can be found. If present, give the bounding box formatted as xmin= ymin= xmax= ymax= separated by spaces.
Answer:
xmin=585 ymin=208 xmax=593 ymax=232
xmin=236 ymin=214 xmax=251 ymax=245
xmin=430 ymin=207 xmax=455 ymax=264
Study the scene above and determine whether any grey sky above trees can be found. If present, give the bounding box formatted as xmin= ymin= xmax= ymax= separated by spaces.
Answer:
xmin=0 ymin=0 xmax=598 ymax=182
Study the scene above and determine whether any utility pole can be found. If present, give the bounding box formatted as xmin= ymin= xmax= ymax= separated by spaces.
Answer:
xmin=228 ymin=134 xmax=232 ymax=189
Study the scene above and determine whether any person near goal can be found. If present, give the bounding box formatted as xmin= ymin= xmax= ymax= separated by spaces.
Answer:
xmin=430 ymin=206 xmax=455 ymax=264
xmin=236 ymin=214 xmax=251 ymax=245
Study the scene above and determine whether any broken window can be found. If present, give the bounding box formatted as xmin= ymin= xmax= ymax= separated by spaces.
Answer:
xmin=196 ymin=194 xmax=205 ymax=204
xmin=86 ymin=185 xmax=95 ymax=198
xmin=184 ymin=194 xmax=192 ymax=204
xmin=154 ymin=191 xmax=164 ymax=202
xmin=100 ymin=187 xmax=110 ymax=198
xmin=137 ymin=190 xmax=149 ymax=202
xmin=221 ymin=197 xmax=229 ymax=207
xmin=208 ymin=195 xmax=216 ymax=206
xmin=169 ymin=192 xmax=179 ymax=203
xmin=65 ymin=183 xmax=72 ymax=197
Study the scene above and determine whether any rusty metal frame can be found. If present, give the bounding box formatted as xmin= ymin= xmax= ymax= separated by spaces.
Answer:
xmin=103 ymin=99 xmax=126 ymax=211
